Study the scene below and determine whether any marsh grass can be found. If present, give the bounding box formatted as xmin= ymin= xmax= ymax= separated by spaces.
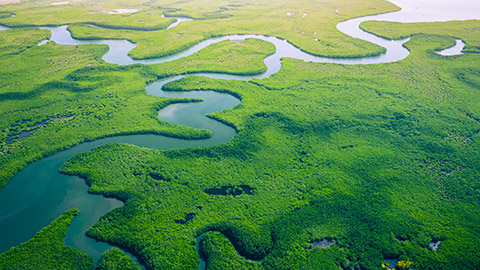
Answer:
xmin=60 ymin=35 xmax=480 ymax=269
xmin=0 ymin=1 xmax=479 ymax=269
xmin=1 ymin=0 xmax=399 ymax=59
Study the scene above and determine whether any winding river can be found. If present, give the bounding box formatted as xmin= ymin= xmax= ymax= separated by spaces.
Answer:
xmin=0 ymin=1 xmax=474 ymax=268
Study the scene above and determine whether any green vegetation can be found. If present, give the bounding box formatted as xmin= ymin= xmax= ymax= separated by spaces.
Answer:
xmin=151 ymin=38 xmax=275 ymax=76
xmin=0 ymin=11 xmax=15 ymax=19
xmin=0 ymin=27 xmax=49 ymax=57
xmin=0 ymin=0 xmax=175 ymax=30
xmin=60 ymin=32 xmax=480 ymax=269
xmin=1 ymin=0 xmax=400 ymax=59
xmin=361 ymin=20 xmax=480 ymax=53
xmin=0 ymin=209 xmax=94 ymax=269
xmin=0 ymin=209 xmax=140 ymax=270
xmin=0 ymin=27 xmax=273 ymax=190
xmin=96 ymin=248 xmax=141 ymax=270
xmin=199 ymin=231 xmax=263 ymax=269
xmin=1 ymin=0 xmax=480 ymax=269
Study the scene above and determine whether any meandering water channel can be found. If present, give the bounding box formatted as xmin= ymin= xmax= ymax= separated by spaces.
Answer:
xmin=0 ymin=1 xmax=474 ymax=268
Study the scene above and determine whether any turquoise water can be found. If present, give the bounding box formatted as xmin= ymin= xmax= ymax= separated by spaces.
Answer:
xmin=0 ymin=0 xmax=474 ymax=267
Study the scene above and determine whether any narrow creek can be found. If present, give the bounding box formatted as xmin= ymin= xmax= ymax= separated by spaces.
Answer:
xmin=0 ymin=1 xmax=474 ymax=268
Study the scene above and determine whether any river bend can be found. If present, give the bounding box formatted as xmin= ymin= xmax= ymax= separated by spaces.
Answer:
xmin=0 ymin=1 xmax=473 ymax=268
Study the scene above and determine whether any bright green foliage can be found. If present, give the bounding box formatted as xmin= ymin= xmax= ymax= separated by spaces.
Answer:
xmin=199 ymin=231 xmax=263 ymax=270
xmin=301 ymin=246 xmax=349 ymax=270
xmin=96 ymin=248 xmax=141 ymax=270
xmin=61 ymin=33 xmax=480 ymax=269
xmin=0 ymin=0 xmax=175 ymax=30
xmin=1 ymin=0 xmax=399 ymax=59
xmin=151 ymin=39 xmax=275 ymax=77
xmin=0 ymin=11 xmax=14 ymax=19
xmin=361 ymin=20 xmax=480 ymax=53
xmin=0 ymin=27 xmax=49 ymax=57
xmin=0 ymin=27 xmax=273 ymax=190
xmin=0 ymin=209 xmax=94 ymax=269
xmin=0 ymin=30 xmax=106 ymax=97
xmin=1 ymin=1 xmax=480 ymax=269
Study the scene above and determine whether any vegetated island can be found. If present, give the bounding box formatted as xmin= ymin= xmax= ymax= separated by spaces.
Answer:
xmin=0 ymin=0 xmax=479 ymax=269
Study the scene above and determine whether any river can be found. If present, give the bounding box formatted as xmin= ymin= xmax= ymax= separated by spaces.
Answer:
xmin=0 ymin=0 xmax=477 ymax=268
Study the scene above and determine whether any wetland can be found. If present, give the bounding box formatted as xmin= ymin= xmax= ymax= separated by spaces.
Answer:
xmin=0 ymin=0 xmax=479 ymax=269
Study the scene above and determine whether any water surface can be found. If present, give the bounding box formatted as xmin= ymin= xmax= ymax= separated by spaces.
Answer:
xmin=0 ymin=0 xmax=477 ymax=268
xmin=437 ymin=39 xmax=465 ymax=56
